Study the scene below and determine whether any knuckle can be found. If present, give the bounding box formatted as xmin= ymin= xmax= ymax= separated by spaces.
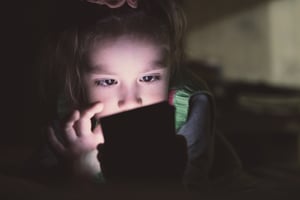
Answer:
xmin=82 ymin=110 xmax=93 ymax=119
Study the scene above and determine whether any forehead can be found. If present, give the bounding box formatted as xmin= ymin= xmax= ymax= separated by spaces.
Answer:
xmin=88 ymin=36 xmax=169 ymax=71
xmin=90 ymin=35 xmax=166 ymax=55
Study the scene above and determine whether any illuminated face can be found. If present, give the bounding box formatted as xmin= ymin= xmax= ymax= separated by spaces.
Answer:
xmin=83 ymin=36 xmax=170 ymax=118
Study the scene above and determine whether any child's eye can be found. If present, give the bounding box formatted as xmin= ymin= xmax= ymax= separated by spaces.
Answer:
xmin=95 ymin=79 xmax=118 ymax=87
xmin=139 ymin=75 xmax=161 ymax=83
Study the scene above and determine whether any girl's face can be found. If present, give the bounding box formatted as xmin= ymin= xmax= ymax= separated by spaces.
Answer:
xmin=83 ymin=36 xmax=170 ymax=118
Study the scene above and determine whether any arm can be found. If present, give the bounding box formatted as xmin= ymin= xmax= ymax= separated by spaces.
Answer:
xmin=176 ymin=91 xmax=215 ymax=189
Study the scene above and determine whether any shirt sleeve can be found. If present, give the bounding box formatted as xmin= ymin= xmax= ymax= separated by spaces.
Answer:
xmin=176 ymin=91 xmax=215 ymax=189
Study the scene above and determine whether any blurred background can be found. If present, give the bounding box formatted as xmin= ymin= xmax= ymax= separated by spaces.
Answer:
xmin=181 ymin=0 xmax=300 ymax=183
xmin=1 ymin=0 xmax=300 ymax=191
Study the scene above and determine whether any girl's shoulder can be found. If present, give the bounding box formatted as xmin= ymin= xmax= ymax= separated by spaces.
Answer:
xmin=169 ymin=85 xmax=214 ymax=131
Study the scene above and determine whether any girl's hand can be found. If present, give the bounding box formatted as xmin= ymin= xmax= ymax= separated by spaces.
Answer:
xmin=48 ymin=102 xmax=104 ymax=178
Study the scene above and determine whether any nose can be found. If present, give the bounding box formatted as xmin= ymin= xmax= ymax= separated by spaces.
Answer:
xmin=118 ymin=85 xmax=143 ymax=111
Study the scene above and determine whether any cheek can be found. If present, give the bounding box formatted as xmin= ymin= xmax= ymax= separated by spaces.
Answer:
xmin=141 ymin=81 xmax=169 ymax=103
xmin=86 ymin=87 xmax=118 ymax=106
xmin=86 ymin=87 xmax=121 ymax=117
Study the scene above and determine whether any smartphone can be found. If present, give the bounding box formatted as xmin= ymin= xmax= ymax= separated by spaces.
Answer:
xmin=98 ymin=101 xmax=186 ymax=181
xmin=100 ymin=101 xmax=175 ymax=145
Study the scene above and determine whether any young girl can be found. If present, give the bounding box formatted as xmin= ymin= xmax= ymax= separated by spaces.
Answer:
xmin=27 ymin=0 xmax=216 ymax=190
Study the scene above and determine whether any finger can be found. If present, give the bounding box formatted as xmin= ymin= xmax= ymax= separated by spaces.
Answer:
xmin=81 ymin=102 xmax=104 ymax=120
xmin=64 ymin=110 xmax=80 ymax=138
xmin=76 ymin=102 xmax=104 ymax=136
xmin=64 ymin=110 xmax=80 ymax=130
xmin=64 ymin=125 xmax=78 ymax=143
xmin=47 ymin=126 xmax=66 ymax=156
xmin=93 ymin=124 xmax=105 ymax=144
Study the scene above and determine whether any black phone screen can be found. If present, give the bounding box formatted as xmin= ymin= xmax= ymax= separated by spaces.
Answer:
xmin=100 ymin=101 xmax=175 ymax=145
xmin=98 ymin=101 xmax=185 ymax=181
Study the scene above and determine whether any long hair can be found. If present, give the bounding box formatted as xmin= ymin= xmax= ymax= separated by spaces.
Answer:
xmin=38 ymin=0 xmax=186 ymax=118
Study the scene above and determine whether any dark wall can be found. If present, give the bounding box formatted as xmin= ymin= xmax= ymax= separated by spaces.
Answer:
xmin=184 ymin=0 xmax=271 ymax=29
xmin=3 ymin=0 xmax=56 ymax=145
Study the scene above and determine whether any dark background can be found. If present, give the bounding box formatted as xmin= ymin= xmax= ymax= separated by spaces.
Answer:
xmin=3 ymin=0 xmax=300 ymax=170
xmin=1 ymin=1 xmax=300 ymax=198
xmin=3 ymin=0 xmax=71 ymax=146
